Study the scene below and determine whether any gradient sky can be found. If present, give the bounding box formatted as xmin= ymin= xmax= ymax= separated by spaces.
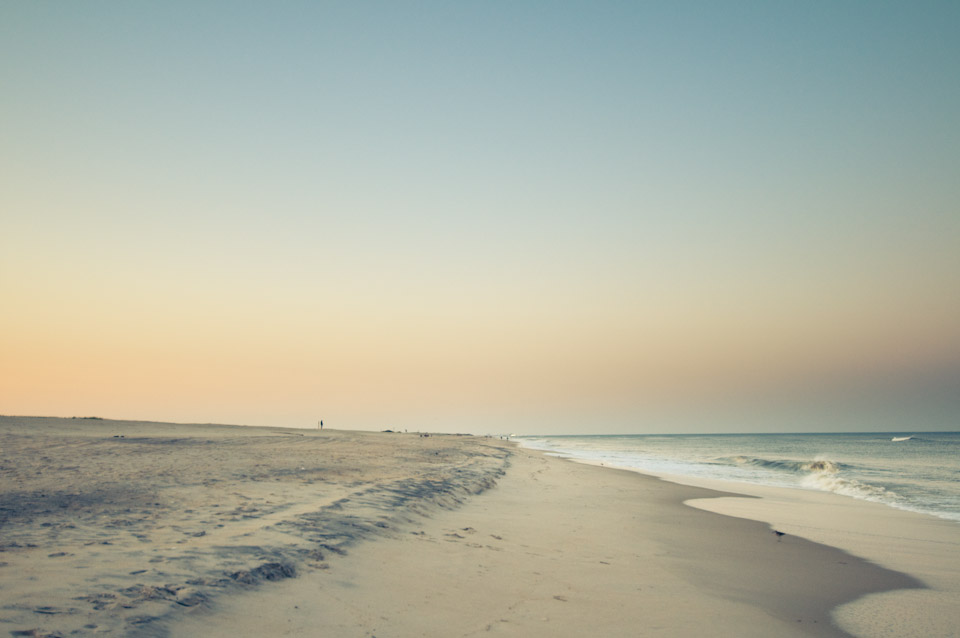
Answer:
xmin=2 ymin=2 xmax=959 ymax=433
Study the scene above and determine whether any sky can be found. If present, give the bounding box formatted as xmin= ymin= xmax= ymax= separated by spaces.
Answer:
xmin=2 ymin=1 xmax=958 ymax=434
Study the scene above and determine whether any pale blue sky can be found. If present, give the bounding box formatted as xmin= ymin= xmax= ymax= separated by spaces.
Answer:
xmin=2 ymin=2 xmax=958 ymax=432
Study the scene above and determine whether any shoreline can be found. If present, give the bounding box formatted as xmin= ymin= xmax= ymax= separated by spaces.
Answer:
xmin=540 ymin=453 xmax=960 ymax=637
xmin=168 ymin=446 xmax=922 ymax=637
xmin=2 ymin=417 xmax=952 ymax=636
xmin=656 ymin=470 xmax=960 ymax=637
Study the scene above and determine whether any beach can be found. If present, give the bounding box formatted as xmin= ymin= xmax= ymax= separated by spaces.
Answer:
xmin=1 ymin=417 xmax=956 ymax=637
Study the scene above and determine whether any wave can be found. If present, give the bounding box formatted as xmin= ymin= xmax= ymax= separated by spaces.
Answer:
xmin=726 ymin=455 xmax=844 ymax=474
xmin=723 ymin=455 xmax=896 ymax=503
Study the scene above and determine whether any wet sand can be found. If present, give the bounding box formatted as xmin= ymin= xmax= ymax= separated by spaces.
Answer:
xmin=674 ymin=473 xmax=960 ymax=637
xmin=0 ymin=416 xmax=928 ymax=637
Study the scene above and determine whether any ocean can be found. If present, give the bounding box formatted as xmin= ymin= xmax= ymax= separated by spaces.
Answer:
xmin=517 ymin=432 xmax=960 ymax=523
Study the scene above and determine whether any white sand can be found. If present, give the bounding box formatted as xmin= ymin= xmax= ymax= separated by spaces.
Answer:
xmin=169 ymin=448 xmax=921 ymax=638
xmin=0 ymin=416 xmax=509 ymax=636
xmin=2 ymin=416 xmax=950 ymax=637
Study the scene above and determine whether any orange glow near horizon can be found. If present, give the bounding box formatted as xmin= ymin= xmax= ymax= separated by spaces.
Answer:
xmin=2 ymin=3 xmax=959 ymax=432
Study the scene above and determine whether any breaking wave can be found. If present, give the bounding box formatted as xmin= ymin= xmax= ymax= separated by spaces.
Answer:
xmin=724 ymin=455 xmax=896 ymax=503
xmin=518 ymin=433 xmax=960 ymax=522
xmin=727 ymin=456 xmax=843 ymax=474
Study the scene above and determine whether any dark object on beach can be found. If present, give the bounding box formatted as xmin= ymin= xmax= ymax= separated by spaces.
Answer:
xmin=773 ymin=530 xmax=786 ymax=541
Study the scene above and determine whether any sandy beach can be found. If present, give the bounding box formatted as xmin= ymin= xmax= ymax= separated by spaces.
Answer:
xmin=1 ymin=417 xmax=954 ymax=637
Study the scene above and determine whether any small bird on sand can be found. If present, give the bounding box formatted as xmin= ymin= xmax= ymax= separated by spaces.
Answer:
xmin=773 ymin=530 xmax=786 ymax=541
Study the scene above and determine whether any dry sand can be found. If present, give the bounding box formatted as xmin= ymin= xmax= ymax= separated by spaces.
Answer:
xmin=0 ymin=416 xmax=508 ymax=637
xmin=0 ymin=416 xmax=940 ymax=637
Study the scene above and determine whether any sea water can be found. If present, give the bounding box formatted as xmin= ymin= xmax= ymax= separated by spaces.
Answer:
xmin=517 ymin=432 xmax=960 ymax=523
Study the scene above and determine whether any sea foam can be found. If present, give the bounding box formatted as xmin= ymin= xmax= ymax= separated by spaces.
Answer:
xmin=728 ymin=454 xmax=896 ymax=502
xmin=518 ymin=432 xmax=960 ymax=522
